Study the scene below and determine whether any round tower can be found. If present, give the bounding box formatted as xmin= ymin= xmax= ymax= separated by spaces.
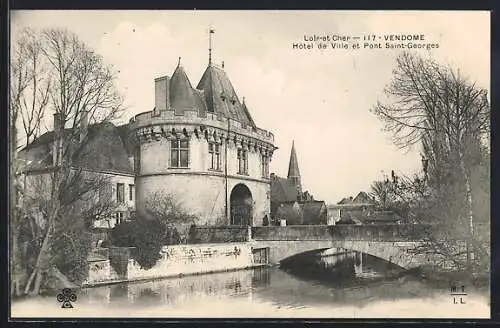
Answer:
xmin=130 ymin=60 xmax=275 ymax=226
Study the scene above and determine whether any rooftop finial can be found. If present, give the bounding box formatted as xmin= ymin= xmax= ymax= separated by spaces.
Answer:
xmin=178 ymin=57 xmax=181 ymax=66
xmin=209 ymin=27 xmax=215 ymax=66
xmin=242 ymin=96 xmax=245 ymax=104
xmin=222 ymin=61 xmax=224 ymax=69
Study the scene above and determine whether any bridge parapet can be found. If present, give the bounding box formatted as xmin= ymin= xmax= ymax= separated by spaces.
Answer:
xmin=252 ymin=224 xmax=433 ymax=242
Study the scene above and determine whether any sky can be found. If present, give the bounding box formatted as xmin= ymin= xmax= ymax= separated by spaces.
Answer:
xmin=10 ymin=10 xmax=490 ymax=204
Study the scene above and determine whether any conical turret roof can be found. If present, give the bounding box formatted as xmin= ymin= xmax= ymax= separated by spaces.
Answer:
xmin=170 ymin=64 xmax=207 ymax=116
xmin=196 ymin=64 xmax=256 ymax=128
xmin=287 ymin=141 xmax=300 ymax=178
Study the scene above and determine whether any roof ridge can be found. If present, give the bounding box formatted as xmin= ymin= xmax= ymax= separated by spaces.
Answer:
xmin=212 ymin=66 xmax=232 ymax=119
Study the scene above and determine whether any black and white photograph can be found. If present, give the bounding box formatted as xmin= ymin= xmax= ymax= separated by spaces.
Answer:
xmin=9 ymin=10 xmax=490 ymax=318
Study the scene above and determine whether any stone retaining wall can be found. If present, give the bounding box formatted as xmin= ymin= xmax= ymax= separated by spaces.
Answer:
xmin=83 ymin=242 xmax=260 ymax=287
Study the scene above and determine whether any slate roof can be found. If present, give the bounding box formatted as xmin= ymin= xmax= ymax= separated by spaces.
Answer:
xmin=275 ymin=202 xmax=302 ymax=225
xmin=21 ymin=122 xmax=134 ymax=174
xmin=270 ymin=175 xmax=298 ymax=203
xmin=338 ymin=197 xmax=353 ymax=205
xmin=170 ymin=65 xmax=208 ymax=117
xmin=365 ymin=211 xmax=402 ymax=223
xmin=196 ymin=64 xmax=256 ymax=128
xmin=337 ymin=191 xmax=375 ymax=206
xmin=328 ymin=203 xmax=375 ymax=211
xmin=116 ymin=123 xmax=136 ymax=157
xmin=353 ymin=191 xmax=375 ymax=204
xmin=300 ymin=201 xmax=326 ymax=225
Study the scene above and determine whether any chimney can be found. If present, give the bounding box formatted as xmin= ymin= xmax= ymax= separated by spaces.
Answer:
xmin=154 ymin=76 xmax=171 ymax=113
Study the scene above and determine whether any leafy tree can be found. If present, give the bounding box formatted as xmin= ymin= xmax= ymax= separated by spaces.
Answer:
xmin=110 ymin=192 xmax=197 ymax=270
xmin=110 ymin=219 xmax=165 ymax=270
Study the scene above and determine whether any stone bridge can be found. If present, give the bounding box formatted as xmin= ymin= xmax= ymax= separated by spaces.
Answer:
xmin=249 ymin=225 xmax=440 ymax=270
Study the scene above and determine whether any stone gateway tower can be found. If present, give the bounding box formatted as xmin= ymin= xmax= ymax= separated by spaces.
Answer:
xmin=131 ymin=53 xmax=275 ymax=226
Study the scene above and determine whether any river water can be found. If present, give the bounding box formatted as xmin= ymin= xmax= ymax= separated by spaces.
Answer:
xmin=12 ymin=254 xmax=490 ymax=319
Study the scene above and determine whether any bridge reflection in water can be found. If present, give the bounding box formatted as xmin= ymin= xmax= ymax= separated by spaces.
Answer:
xmin=69 ymin=263 xmax=489 ymax=317
xmin=75 ymin=265 xmax=462 ymax=314
xmin=279 ymin=248 xmax=407 ymax=286
xmin=71 ymin=227 xmax=484 ymax=317
xmin=79 ymin=250 xmax=417 ymax=309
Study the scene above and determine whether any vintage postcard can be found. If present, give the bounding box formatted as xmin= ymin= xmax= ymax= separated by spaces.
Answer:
xmin=9 ymin=10 xmax=490 ymax=319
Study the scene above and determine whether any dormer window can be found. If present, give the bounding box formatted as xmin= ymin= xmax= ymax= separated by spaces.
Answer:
xmin=220 ymin=92 xmax=226 ymax=101
xmin=170 ymin=138 xmax=189 ymax=168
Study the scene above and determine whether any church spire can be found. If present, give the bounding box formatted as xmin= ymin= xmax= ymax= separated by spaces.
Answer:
xmin=287 ymin=140 xmax=302 ymax=197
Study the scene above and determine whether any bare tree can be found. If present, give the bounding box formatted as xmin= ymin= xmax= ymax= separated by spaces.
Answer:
xmin=369 ymin=179 xmax=394 ymax=210
xmin=21 ymin=171 xmax=120 ymax=285
xmin=11 ymin=27 xmax=123 ymax=295
xmin=143 ymin=191 xmax=197 ymax=244
xmin=372 ymin=52 xmax=490 ymax=267
xmin=10 ymin=27 xmax=52 ymax=297
xmin=373 ymin=53 xmax=490 ymax=272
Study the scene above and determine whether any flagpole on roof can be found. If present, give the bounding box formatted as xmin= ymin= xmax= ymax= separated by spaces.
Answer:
xmin=209 ymin=26 xmax=215 ymax=66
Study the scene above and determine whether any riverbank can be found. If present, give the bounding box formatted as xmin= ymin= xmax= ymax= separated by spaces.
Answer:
xmin=83 ymin=264 xmax=269 ymax=288
xmin=83 ymin=242 xmax=267 ymax=287
xmin=11 ymin=267 xmax=490 ymax=319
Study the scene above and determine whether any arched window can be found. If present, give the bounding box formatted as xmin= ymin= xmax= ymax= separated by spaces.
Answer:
xmin=171 ymin=138 xmax=189 ymax=168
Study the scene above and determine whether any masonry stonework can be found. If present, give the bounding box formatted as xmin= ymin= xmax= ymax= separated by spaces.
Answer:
xmin=131 ymin=61 xmax=275 ymax=227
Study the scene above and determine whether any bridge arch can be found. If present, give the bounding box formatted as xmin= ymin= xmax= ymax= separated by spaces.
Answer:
xmin=251 ymin=240 xmax=429 ymax=270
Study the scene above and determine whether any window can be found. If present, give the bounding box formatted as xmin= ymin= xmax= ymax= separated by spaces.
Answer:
xmin=237 ymin=149 xmax=248 ymax=175
xmin=116 ymin=183 xmax=125 ymax=203
xmin=129 ymin=184 xmax=134 ymax=201
xmin=208 ymin=142 xmax=221 ymax=170
xmin=115 ymin=212 xmax=124 ymax=225
xmin=261 ymin=154 xmax=269 ymax=178
xmin=171 ymin=138 xmax=189 ymax=168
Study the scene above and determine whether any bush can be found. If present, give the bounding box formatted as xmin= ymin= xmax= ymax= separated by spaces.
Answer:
xmin=109 ymin=193 xmax=198 ymax=269
xmin=110 ymin=218 xmax=167 ymax=270
xmin=51 ymin=230 xmax=92 ymax=284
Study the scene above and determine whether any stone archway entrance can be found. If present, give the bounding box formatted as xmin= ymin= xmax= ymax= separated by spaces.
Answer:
xmin=230 ymin=183 xmax=253 ymax=226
